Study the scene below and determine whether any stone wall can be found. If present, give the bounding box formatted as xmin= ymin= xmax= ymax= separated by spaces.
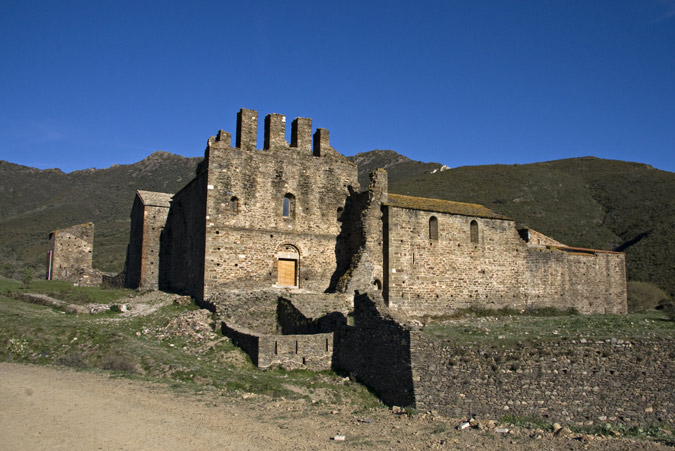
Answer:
xmin=410 ymin=335 xmax=675 ymax=427
xmin=47 ymin=222 xmax=95 ymax=283
xmin=221 ymin=320 xmax=333 ymax=370
xmin=384 ymin=205 xmax=627 ymax=317
xmin=125 ymin=191 xmax=172 ymax=290
xmin=198 ymin=108 xmax=359 ymax=299
xmin=333 ymin=292 xmax=415 ymax=407
xmin=161 ymin=175 xmax=207 ymax=299
xmin=330 ymin=294 xmax=672 ymax=428
xmin=124 ymin=196 xmax=144 ymax=288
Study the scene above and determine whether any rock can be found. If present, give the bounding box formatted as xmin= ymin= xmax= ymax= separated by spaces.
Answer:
xmin=392 ymin=406 xmax=402 ymax=414
xmin=457 ymin=422 xmax=471 ymax=430
xmin=645 ymin=407 xmax=654 ymax=413
xmin=484 ymin=420 xmax=497 ymax=429
xmin=552 ymin=423 xmax=563 ymax=434
xmin=333 ymin=435 xmax=346 ymax=441
xmin=495 ymin=428 xmax=510 ymax=434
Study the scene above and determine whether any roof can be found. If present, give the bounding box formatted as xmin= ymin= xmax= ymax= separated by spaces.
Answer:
xmin=385 ymin=193 xmax=510 ymax=220
xmin=137 ymin=190 xmax=172 ymax=208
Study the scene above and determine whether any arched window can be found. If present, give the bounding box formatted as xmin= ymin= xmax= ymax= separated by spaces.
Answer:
xmin=282 ymin=193 xmax=295 ymax=218
xmin=429 ymin=216 xmax=438 ymax=241
xmin=470 ymin=220 xmax=479 ymax=243
xmin=229 ymin=196 xmax=239 ymax=214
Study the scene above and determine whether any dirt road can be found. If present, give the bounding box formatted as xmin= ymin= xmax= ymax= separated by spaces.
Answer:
xmin=0 ymin=363 xmax=669 ymax=450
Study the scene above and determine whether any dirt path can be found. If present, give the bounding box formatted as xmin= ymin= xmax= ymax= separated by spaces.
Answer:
xmin=0 ymin=363 xmax=670 ymax=450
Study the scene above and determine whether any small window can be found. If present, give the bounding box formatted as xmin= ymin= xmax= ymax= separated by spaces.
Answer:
xmin=429 ymin=216 xmax=438 ymax=241
xmin=282 ymin=193 xmax=295 ymax=218
xmin=229 ymin=196 xmax=239 ymax=214
xmin=470 ymin=220 xmax=479 ymax=243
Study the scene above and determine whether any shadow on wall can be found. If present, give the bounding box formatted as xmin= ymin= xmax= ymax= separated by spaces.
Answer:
xmin=333 ymin=291 xmax=415 ymax=407
xmin=328 ymin=188 xmax=369 ymax=292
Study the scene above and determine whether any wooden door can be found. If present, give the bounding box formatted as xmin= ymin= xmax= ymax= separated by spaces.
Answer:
xmin=277 ymin=259 xmax=296 ymax=286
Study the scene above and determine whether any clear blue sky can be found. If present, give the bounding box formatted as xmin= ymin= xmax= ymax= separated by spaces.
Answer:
xmin=1 ymin=0 xmax=674 ymax=173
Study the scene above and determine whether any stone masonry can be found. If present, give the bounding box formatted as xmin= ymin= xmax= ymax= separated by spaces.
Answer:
xmin=124 ymin=190 xmax=172 ymax=290
xmin=47 ymin=222 xmax=99 ymax=285
xmin=117 ymin=108 xmax=636 ymax=418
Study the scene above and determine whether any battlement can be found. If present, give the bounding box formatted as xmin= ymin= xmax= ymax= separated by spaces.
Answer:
xmin=208 ymin=108 xmax=337 ymax=156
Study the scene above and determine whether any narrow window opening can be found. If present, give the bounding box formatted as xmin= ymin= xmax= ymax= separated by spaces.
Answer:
xmin=470 ymin=220 xmax=479 ymax=243
xmin=295 ymin=340 xmax=299 ymax=354
xmin=229 ymin=196 xmax=239 ymax=214
xmin=274 ymin=341 xmax=278 ymax=355
xmin=429 ymin=216 xmax=439 ymax=241
xmin=282 ymin=193 xmax=296 ymax=218
xmin=325 ymin=338 xmax=329 ymax=351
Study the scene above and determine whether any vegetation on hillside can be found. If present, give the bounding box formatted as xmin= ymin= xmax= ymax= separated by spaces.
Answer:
xmin=0 ymin=152 xmax=200 ymax=276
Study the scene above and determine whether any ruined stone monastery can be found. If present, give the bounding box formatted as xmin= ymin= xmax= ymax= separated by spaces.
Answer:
xmin=46 ymin=110 xmax=674 ymax=427
xmin=122 ymin=108 xmax=626 ymax=317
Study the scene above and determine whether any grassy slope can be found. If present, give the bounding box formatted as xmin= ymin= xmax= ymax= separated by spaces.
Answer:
xmin=390 ymin=157 xmax=675 ymax=298
xmin=0 ymin=281 xmax=380 ymax=405
xmin=0 ymin=153 xmax=200 ymax=275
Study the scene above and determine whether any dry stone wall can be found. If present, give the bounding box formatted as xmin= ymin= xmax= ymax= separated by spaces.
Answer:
xmin=410 ymin=335 xmax=675 ymax=427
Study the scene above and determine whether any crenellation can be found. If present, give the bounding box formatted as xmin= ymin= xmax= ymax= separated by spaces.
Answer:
xmin=312 ymin=128 xmax=330 ymax=156
xmin=291 ymin=117 xmax=312 ymax=151
xmin=216 ymin=129 xmax=231 ymax=146
xmin=264 ymin=113 xmax=287 ymax=150
xmin=236 ymin=108 xmax=258 ymax=150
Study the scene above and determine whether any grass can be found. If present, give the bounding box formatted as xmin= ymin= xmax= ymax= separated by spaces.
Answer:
xmin=422 ymin=309 xmax=675 ymax=346
xmin=0 ymin=287 xmax=381 ymax=408
xmin=0 ymin=278 xmax=140 ymax=305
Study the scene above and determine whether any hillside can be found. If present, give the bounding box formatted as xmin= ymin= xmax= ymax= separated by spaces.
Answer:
xmin=0 ymin=152 xmax=200 ymax=275
xmin=390 ymin=157 xmax=675 ymax=298
xmin=347 ymin=150 xmax=446 ymax=187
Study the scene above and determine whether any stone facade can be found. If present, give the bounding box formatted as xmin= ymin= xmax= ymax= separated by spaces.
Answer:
xmin=47 ymin=222 xmax=98 ymax=285
xmin=381 ymin=194 xmax=627 ymax=317
xmin=154 ymin=108 xmax=360 ymax=301
xmin=124 ymin=190 xmax=171 ymax=290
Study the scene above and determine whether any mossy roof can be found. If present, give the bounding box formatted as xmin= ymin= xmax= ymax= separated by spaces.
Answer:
xmin=385 ymin=193 xmax=510 ymax=220
xmin=137 ymin=190 xmax=173 ymax=208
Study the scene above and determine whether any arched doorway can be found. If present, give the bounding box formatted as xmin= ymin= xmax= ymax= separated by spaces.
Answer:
xmin=276 ymin=244 xmax=300 ymax=287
